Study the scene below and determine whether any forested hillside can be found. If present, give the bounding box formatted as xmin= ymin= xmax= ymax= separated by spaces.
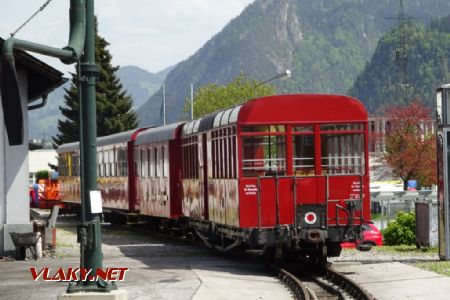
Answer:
xmin=350 ymin=17 xmax=450 ymax=113
xmin=138 ymin=0 xmax=450 ymax=126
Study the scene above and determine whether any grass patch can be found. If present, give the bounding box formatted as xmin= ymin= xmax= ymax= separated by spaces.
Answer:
xmin=371 ymin=213 xmax=382 ymax=221
xmin=344 ymin=245 xmax=438 ymax=254
xmin=377 ymin=245 xmax=437 ymax=253
xmin=414 ymin=261 xmax=450 ymax=276
xmin=374 ymin=245 xmax=437 ymax=253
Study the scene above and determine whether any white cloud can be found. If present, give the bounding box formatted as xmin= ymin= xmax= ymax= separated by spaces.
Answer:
xmin=0 ymin=0 xmax=254 ymax=74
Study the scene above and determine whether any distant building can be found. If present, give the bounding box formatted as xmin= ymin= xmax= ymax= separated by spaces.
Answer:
xmin=368 ymin=116 xmax=436 ymax=185
xmin=368 ymin=116 xmax=435 ymax=154
xmin=0 ymin=37 xmax=65 ymax=256
xmin=28 ymin=149 xmax=58 ymax=185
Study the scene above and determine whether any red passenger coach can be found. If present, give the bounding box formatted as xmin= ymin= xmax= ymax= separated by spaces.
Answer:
xmin=58 ymin=94 xmax=370 ymax=263
xmin=183 ymin=94 xmax=370 ymax=261
xmin=57 ymin=128 xmax=147 ymax=212
xmin=134 ymin=123 xmax=183 ymax=219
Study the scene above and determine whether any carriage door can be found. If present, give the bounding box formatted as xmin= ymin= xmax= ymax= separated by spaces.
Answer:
xmin=200 ymin=133 xmax=209 ymax=220
xmin=257 ymin=177 xmax=295 ymax=226
xmin=242 ymin=127 xmax=294 ymax=227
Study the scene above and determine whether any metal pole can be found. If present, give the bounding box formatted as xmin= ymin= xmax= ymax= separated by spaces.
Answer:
xmin=190 ymin=83 xmax=194 ymax=121
xmin=163 ymin=83 xmax=166 ymax=125
xmin=68 ymin=0 xmax=114 ymax=292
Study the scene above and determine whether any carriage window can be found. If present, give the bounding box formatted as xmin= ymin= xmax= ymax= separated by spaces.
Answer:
xmin=147 ymin=148 xmax=152 ymax=178
xmin=140 ymin=149 xmax=146 ymax=178
xmin=154 ymin=147 xmax=159 ymax=177
xmin=99 ymin=151 xmax=105 ymax=177
xmin=182 ymin=136 xmax=199 ymax=179
xmin=110 ymin=149 xmax=115 ymax=177
xmin=320 ymin=123 xmax=364 ymax=131
xmin=242 ymin=125 xmax=285 ymax=133
xmin=293 ymin=135 xmax=315 ymax=176
xmin=293 ymin=126 xmax=314 ymax=133
xmin=117 ymin=148 xmax=128 ymax=176
xmin=59 ymin=155 xmax=69 ymax=176
xmin=162 ymin=146 xmax=168 ymax=178
xmin=321 ymin=133 xmax=365 ymax=175
xmin=242 ymin=135 xmax=286 ymax=177
xmin=105 ymin=150 xmax=110 ymax=177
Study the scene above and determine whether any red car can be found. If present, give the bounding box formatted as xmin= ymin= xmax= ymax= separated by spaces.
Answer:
xmin=341 ymin=224 xmax=383 ymax=248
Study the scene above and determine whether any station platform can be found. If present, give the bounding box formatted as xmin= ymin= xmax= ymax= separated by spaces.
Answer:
xmin=0 ymin=255 xmax=292 ymax=300
xmin=334 ymin=261 xmax=450 ymax=300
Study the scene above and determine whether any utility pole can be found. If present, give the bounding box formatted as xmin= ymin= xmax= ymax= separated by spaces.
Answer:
xmin=386 ymin=0 xmax=417 ymax=104
xmin=190 ymin=83 xmax=194 ymax=121
xmin=436 ymin=84 xmax=450 ymax=261
xmin=163 ymin=83 xmax=166 ymax=125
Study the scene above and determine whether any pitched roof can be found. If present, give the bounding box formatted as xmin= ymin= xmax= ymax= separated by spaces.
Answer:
xmin=0 ymin=37 xmax=66 ymax=102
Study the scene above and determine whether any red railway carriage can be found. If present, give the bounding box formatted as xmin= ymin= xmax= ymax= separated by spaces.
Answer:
xmin=57 ymin=93 xmax=370 ymax=262
xmin=134 ymin=123 xmax=183 ymax=219
xmin=182 ymin=94 xmax=370 ymax=259
xmin=57 ymin=128 xmax=147 ymax=212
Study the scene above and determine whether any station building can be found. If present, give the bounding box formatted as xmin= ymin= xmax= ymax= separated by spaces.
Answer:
xmin=0 ymin=37 xmax=65 ymax=256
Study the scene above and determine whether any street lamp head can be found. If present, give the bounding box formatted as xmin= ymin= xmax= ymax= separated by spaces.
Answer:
xmin=253 ymin=69 xmax=292 ymax=98
xmin=278 ymin=69 xmax=291 ymax=81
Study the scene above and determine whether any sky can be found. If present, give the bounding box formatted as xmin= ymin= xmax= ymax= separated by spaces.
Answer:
xmin=0 ymin=0 xmax=254 ymax=74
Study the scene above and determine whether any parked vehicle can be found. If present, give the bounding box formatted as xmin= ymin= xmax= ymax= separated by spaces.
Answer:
xmin=341 ymin=223 xmax=383 ymax=248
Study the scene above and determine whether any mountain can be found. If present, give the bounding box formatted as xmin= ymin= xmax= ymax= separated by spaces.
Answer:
xmin=28 ymin=65 xmax=170 ymax=140
xmin=349 ymin=17 xmax=450 ymax=113
xmin=137 ymin=0 xmax=450 ymax=126
xmin=117 ymin=65 xmax=174 ymax=109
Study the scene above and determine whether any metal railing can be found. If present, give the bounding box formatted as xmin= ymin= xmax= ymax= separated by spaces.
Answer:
xmin=370 ymin=190 xmax=437 ymax=229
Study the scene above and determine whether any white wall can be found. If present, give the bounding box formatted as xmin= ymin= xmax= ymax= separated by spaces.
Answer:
xmin=0 ymin=66 xmax=32 ymax=255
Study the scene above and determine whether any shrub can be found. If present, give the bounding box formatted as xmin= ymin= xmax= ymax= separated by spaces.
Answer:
xmin=35 ymin=170 xmax=49 ymax=183
xmin=382 ymin=212 xmax=416 ymax=245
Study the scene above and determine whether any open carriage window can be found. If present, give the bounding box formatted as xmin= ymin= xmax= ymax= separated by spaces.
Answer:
xmin=292 ymin=135 xmax=315 ymax=176
xmin=242 ymin=135 xmax=286 ymax=177
xmin=321 ymin=133 xmax=365 ymax=175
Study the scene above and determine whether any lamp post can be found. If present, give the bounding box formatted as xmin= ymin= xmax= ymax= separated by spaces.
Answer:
xmin=162 ymin=83 xmax=166 ymax=125
xmin=190 ymin=83 xmax=194 ymax=121
xmin=254 ymin=69 xmax=291 ymax=97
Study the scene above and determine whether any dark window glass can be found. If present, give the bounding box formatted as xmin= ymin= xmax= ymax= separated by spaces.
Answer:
xmin=293 ymin=135 xmax=315 ymax=176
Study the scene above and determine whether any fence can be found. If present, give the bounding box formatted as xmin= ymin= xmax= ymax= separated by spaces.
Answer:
xmin=370 ymin=191 xmax=437 ymax=230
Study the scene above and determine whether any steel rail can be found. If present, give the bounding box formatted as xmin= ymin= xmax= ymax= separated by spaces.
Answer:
xmin=319 ymin=267 xmax=375 ymax=300
xmin=271 ymin=261 xmax=376 ymax=300
xmin=269 ymin=264 xmax=311 ymax=300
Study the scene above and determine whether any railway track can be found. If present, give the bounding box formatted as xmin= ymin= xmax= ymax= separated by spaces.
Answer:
xmin=270 ymin=263 xmax=375 ymax=300
xmin=123 ymin=221 xmax=375 ymax=299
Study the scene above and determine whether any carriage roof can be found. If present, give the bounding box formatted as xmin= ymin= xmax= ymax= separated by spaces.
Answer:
xmin=135 ymin=122 xmax=183 ymax=145
xmin=182 ymin=94 xmax=367 ymax=136
xmin=57 ymin=128 xmax=146 ymax=153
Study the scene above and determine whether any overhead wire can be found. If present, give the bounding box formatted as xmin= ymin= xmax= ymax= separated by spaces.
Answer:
xmin=10 ymin=0 xmax=54 ymax=37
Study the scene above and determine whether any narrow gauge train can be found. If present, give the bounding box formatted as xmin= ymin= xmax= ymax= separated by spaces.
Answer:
xmin=57 ymin=94 xmax=370 ymax=262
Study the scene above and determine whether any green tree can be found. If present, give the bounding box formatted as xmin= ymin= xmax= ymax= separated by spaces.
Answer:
xmin=184 ymin=73 xmax=276 ymax=118
xmin=53 ymin=18 xmax=138 ymax=146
